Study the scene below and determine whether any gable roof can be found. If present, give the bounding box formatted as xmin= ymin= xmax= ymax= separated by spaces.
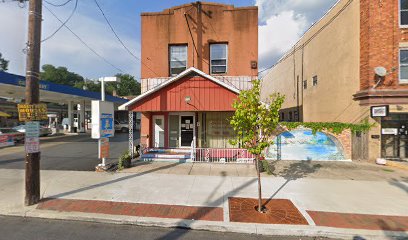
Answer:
xmin=119 ymin=67 xmax=240 ymax=110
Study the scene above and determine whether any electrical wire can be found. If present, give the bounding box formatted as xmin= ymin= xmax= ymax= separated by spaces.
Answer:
xmin=93 ymin=0 xmax=158 ymax=76
xmin=42 ymin=0 xmax=78 ymax=43
xmin=44 ymin=4 xmax=124 ymax=73
xmin=43 ymin=0 xmax=73 ymax=7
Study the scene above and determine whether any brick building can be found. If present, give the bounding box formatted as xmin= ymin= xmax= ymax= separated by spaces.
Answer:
xmin=120 ymin=2 xmax=258 ymax=160
xmin=261 ymin=0 xmax=408 ymax=161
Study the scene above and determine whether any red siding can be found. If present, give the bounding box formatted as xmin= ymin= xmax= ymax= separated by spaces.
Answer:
xmin=130 ymin=76 xmax=238 ymax=112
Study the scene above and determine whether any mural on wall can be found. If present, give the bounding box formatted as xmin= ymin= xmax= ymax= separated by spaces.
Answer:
xmin=266 ymin=129 xmax=346 ymax=161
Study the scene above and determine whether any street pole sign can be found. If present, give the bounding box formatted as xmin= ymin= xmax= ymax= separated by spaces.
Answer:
xmin=92 ymin=100 xmax=114 ymax=167
xmin=25 ymin=121 xmax=40 ymax=153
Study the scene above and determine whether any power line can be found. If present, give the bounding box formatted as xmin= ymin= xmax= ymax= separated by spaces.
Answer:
xmin=44 ymin=4 xmax=124 ymax=73
xmin=43 ymin=0 xmax=73 ymax=7
xmin=93 ymin=0 xmax=158 ymax=76
xmin=42 ymin=0 xmax=77 ymax=42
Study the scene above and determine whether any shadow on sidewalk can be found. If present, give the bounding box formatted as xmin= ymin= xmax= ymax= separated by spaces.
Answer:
xmin=45 ymin=162 xmax=183 ymax=199
xmin=264 ymin=160 xmax=321 ymax=206
xmin=389 ymin=177 xmax=408 ymax=194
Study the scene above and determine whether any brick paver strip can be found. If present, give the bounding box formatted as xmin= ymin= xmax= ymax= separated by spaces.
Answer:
xmin=229 ymin=197 xmax=308 ymax=225
xmin=37 ymin=198 xmax=223 ymax=222
xmin=308 ymin=211 xmax=408 ymax=231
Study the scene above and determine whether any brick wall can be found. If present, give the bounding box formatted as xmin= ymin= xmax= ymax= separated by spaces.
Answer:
xmin=360 ymin=0 xmax=408 ymax=90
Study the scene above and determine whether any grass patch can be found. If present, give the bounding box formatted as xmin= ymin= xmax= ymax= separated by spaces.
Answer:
xmin=382 ymin=168 xmax=395 ymax=173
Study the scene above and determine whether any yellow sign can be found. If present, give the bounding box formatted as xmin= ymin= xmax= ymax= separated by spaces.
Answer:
xmin=17 ymin=104 xmax=48 ymax=121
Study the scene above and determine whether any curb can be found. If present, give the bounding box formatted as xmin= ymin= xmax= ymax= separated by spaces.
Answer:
xmin=2 ymin=209 xmax=407 ymax=240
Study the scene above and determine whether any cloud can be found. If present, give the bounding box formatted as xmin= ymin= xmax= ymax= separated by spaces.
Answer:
xmin=0 ymin=2 xmax=140 ymax=79
xmin=256 ymin=0 xmax=339 ymax=70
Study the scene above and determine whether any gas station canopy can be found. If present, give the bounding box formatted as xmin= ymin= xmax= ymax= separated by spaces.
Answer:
xmin=0 ymin=71 xmax=127 ymax=104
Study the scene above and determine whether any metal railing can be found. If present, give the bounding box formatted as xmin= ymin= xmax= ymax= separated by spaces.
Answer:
xmin=192 ymin=147 xmax=255 ymax=164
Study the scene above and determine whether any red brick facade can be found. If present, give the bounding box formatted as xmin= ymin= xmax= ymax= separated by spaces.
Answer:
xmin=360 ymin=0 xmax=408 ymax=90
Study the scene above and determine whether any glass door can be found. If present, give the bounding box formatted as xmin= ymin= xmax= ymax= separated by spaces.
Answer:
xmin=180 ymin=116 xmax=194 ymax=147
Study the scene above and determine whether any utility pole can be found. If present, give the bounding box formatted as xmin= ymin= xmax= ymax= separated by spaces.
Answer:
xmin=24 ymin=0 xmax=42 ymax=206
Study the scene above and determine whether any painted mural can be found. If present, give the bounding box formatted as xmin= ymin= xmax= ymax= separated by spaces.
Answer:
xmin=266 ymin=129 xmax=346 ymax=161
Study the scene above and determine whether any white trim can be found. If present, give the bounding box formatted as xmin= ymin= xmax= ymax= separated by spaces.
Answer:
xmin=119 ymin=67 xmax=240 ymax=110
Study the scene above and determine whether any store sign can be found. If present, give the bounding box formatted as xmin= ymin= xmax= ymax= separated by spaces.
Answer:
xmin=0 ymin=135 xmax=14 ymax=148
xmin=371 ymin=105 xmax=389 ymax=118
xmin=382 ymin=128 xmax=398 ymax=135
xmin=18 ymin=104 xmax=48 ymax=121
xmin=98 ymin=137 xmax=110 ymax=158
xmin=25 ymin=121 xmax=40 ymax=153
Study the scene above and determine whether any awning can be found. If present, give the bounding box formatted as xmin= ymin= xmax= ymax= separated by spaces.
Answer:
xmin=0 ymin=111 xmax=11 ymax=117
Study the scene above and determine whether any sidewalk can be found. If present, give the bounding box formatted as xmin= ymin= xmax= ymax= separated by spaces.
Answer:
xmin=0 ymin=165 xmax=407 ymax=240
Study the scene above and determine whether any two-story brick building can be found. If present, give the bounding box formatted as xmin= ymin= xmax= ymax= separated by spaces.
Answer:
xmin=120 ymin=2 xmax=258 ymax=160
xmin=261 ymin=0 xmax=408 ymax=162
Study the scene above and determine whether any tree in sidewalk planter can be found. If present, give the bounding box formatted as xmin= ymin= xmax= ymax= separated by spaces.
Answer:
xmin=230 ymin=79 xmax=285 ymax=213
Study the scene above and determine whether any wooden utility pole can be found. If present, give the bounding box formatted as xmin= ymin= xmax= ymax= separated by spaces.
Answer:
xmin=25 ymin=0 xmax=42 ymax=206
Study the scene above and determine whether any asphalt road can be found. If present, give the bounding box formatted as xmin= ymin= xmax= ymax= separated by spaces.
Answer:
xmin=0 ymin=132 xmax=139 ymax=171
xmin=0 ymin=216 xmax=334 ymax=240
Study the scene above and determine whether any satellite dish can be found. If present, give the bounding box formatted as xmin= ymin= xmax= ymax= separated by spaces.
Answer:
xmin=374 ymin=67 xmax=387 ymax=77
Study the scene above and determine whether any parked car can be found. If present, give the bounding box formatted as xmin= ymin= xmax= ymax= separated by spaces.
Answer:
xmin=13 ymin=125 xmax=52 ymax=137
xmin=115 ymin=120 xmax=129 ymax=133
xmin=0 ymin=128 xmax=25 ymax=143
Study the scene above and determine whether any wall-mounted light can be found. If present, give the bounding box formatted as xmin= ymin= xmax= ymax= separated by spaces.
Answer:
xmin=185 ymin=96 xmax=191 ymax=104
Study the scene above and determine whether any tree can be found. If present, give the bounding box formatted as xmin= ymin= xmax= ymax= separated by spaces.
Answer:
xmin=115 ymin=74 xmax=141 ymax=96
xmin=230 ymin=80 xmax=284 ymax=212
xmin=40 ymin=64 xmax=84 ymax=87
xmin=0 ymin=52 xmax=9 ymax=71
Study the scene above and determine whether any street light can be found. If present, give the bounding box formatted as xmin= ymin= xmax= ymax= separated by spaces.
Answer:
xmin=98 ymin=76 xmax=121 ymax=101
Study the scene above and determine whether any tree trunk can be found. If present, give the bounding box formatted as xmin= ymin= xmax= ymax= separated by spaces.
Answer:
xmin=255 ymin=155 xmax=263 ymax=212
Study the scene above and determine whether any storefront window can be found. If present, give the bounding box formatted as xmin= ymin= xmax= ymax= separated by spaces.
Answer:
xmin=203 ymin=112 xmax=235 ymax=148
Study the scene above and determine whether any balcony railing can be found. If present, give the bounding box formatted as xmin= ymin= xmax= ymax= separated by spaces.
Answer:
xmin=141 ymin=75 xmax=256 ymax=93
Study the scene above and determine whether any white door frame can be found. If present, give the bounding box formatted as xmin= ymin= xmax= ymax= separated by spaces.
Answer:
xmin=178 ymin=113 xmax=195 ymax=148
xmin=152 ymin=115 xmax=165 ymax=148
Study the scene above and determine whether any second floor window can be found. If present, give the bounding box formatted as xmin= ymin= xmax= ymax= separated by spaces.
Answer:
xmin=401 ymin=0 xmax=408 ymax=26
xmin=400 ymin=49 xmax=408 ymax=83
xmin=169 ymin=45 xmax=187 ymax=76
xmin=210 ymin=44 xmax=228 ymax=74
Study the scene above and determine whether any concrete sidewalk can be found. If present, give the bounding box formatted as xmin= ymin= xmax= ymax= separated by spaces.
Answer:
xmin=0 ymin=166 xmax=407 ymax=240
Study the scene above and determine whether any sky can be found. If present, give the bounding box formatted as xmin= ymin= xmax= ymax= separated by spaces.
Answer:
xmin=0 ymin=0 xmax=338 ymax=80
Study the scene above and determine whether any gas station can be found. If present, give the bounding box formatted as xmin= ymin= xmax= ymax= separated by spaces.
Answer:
xmin=0 ymin=71 xmax=127 ymax=133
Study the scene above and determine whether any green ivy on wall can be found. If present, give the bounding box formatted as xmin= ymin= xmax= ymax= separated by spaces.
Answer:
xmin=280 ymin=121 xmax=373 ymax=135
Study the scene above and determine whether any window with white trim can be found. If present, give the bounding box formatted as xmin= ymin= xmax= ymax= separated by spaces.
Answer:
xmin=210 ymin=43 xmax=228 ymax=74
xmin=169 ymin=45 xmax=187 ymax=76
xmin=400 ymin=49 xmax=408 ymax=83
xmin=401 ymin=0 xmax=408 ymax=26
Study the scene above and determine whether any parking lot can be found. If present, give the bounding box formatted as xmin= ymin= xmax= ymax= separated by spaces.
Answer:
xmin=0 ymin=132 xmax=139 ymax=171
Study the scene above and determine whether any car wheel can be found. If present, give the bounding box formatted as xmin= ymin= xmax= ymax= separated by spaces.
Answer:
xmin=121 ymin=127 xmax=129 ymax=133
